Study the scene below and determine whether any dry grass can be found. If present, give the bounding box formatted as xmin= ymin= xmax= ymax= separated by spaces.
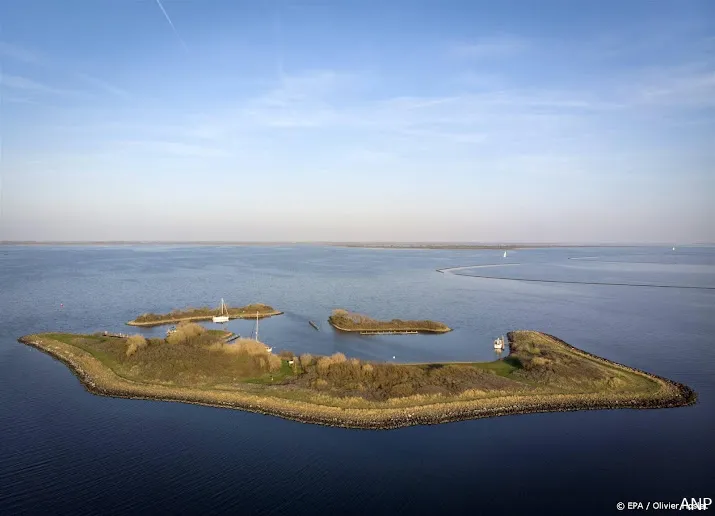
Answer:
xmin=166 ymin=322 xmax=206 ymax=345
xmin=125 ymin=334 xmax=147 ymax=356
xmin=131 ymin=303 xmax=279 ymax=325
xmin=328 ymin=309 xmax=450 ymax=332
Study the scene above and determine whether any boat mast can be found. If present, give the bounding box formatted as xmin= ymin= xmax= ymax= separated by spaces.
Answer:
xmin=255 ymin=311 xmax=259 ymax=341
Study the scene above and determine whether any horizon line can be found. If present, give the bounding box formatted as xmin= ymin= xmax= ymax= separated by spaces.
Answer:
xmin=1 ymin=240 xmax=708 ymax=246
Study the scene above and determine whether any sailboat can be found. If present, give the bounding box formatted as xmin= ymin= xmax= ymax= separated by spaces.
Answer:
xmin=212 ymin=298 xmax=230 ymax=323
xmin=503 ymin=250 xmax=507 ymax=258
xmin=254 ymin=311 xmax=272 ymax=352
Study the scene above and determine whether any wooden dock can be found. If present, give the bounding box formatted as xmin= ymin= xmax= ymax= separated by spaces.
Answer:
xmin=103 ymin=331 xmax=129 ymax=338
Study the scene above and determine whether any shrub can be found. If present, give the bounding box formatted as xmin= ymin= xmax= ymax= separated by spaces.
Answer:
xmin=331 ymin=352 xmax=347 ymax=364
xmin=233 ymin=339 xmax=270 ymax=356
xmin=268 ymin=355 xmax=282 ymax=372
xmin=126 ymin=334 xmax=147 ymax=356
xmin=166 ymin=322 xmax=206 ymax=345
xmin=299 ymin=353 xmax=314 ymax=368
xmin=316 ymin=357 xmax=331 ymax=372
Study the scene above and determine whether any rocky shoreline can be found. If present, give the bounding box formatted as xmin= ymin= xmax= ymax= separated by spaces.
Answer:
xmin=18 ymin=332 xmax=696 ymax=430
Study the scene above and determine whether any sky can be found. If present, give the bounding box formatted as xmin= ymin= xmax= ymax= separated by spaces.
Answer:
xmin=1 ymin=0 xmax=713 ymax=242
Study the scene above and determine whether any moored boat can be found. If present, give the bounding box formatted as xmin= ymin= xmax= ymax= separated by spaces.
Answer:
xmin=212 ymin=298 xmax=230 ymax=323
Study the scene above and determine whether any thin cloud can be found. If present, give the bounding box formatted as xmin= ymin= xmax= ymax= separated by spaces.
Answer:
xmin=0 ymin=41 xmax=131 ymax=100
xmin=0 ymin=41 xmax=41 ymax=64
xmin=449 ymin=35 xmax=528 ymax=59
xmin=75 ymin=73 xmax=132 ymax=100
xmin=635 ymin=67 xmax=715 ymax=107
xmin=120 ymin=140 xmax=231 ymax=158
xmin=1 ymin=74 xmax=86 ymax=97
xmin=4 ymin=96 xmax=40 ymax=105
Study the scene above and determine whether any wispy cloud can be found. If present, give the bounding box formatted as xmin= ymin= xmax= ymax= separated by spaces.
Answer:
xmin=119 ymin=140 xmax=231 ymax=158
xmin=633 ymin=66 xmax=715 ymax=107
xmin=449 ymin=35 xmax=528 ymax=59
xmin=0 ymin=41 xmax=132 ymax=100
xmin=3 ymin=95 xmax=40 ymax=105
xmin=75 ymin=73 xmax=131 ymax=100
xmin=1 ymin=74 xmax=86 ymax=97
xmin=0 ymin=41 xmax=41 ymax=64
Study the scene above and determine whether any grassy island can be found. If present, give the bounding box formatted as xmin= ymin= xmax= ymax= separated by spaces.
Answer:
xmin=18 ymin=328 xmax=695 ymax=429
xmin=127 ymin=303 xmax=282 ymax=326
xmin=327 ymin=309 xmax=452 ymax=333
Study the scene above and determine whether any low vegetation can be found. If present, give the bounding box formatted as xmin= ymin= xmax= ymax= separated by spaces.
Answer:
xmin=128 ymin=303 xmax=282 ymax=326
xmin=328 ymin=309 xmax=451 ymax=333
xmin=125 ymin=334 xmax=147 ymax=356
xmin=19 ymin=329 xmax=695 ymax=429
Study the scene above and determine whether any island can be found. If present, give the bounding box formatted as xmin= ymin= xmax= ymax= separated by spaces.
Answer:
xmin=127 ymin=303 xmax=282 ymax=327
xmin=328 ymin=309 xmax=452 ymax=334
xmin=18 ymin=327 xmax=695 ymax=429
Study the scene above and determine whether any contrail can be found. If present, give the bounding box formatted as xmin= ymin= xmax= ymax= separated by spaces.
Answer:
xmin=154 ymin=0 xmax=188 ymax=53
xmin=274 ymin=3 xmax=285 ymax=81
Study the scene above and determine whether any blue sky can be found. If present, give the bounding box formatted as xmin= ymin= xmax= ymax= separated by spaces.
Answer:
xmin=1 ymin=0 xmax=713 ymax=242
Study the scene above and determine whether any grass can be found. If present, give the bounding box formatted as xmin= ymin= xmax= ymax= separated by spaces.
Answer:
xmin=243 ymin=360 xmax=296 ymax=384
xmin=128 ymin=303 xmax=282 ymax=326
xmin=19 ymin=329 xmax=696 ymax=429
xmin=328 ymin=309 xmax=451 ymax=333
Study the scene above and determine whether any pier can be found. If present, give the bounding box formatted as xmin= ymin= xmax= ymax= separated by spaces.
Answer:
xmin=102 ymin=331 xmax=130 ymax=338
xmin=359 ymin=330 xmax=419 ymax=335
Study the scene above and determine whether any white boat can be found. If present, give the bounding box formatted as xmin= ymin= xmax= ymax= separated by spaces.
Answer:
xmin=672 ymin=247 xmax=676 ymax=251
xmin=253 ymin=310 xmax=272 ymax=352
xmin=503 ymin=251 xmax=507 ymax=258
xmin=494 ymin=335 xmax=505 ymax=350
xmin=212 ymin=298 xmax=230 ymax=323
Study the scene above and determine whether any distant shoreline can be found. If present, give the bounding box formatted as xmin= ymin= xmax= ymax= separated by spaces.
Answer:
xmin=2 ymin=241 xmax=704 ymax=249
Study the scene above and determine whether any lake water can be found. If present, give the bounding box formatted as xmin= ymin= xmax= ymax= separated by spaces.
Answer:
xmin=1 ymin=245 xmax=713 ymax=515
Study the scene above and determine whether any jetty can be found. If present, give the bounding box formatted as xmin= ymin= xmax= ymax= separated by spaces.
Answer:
xmin=359 ymin=330 xmax=418 ymax=335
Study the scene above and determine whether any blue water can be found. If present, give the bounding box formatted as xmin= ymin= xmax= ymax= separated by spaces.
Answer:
xmin=1 ymin=245 xmax=713 ymax=515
